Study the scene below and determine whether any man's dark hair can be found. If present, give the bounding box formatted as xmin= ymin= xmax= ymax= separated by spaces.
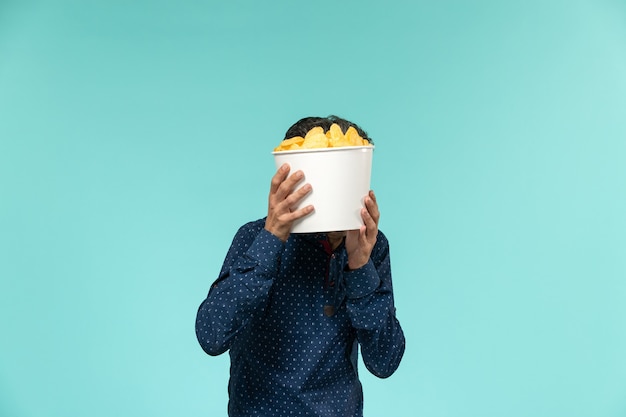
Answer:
xmin=284 ymin=115 xmax=373 ymax=143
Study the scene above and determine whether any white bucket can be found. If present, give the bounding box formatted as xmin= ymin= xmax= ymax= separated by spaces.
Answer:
xmin=272 ymin=146 xmax=374 ymax=233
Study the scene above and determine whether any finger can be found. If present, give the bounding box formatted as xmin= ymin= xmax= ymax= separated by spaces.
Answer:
xmin=369 ymin=189 xmax=377 ymax=204
xmin=269 ymin=164 xmax=290 ymax=196
xmin=364 ymin=194 xmax=380 ymax=224
xmin=361 ymin=207 xmax=375 ymax=229
xmin=361 ymin=207 xmax=378 ymax=240
xmin=274 ymin=170 xmax=305 ymax=202
xmin=282 ymin=183 xmax=312 ymax=210
xmin=359 ymin=224 xmax=368 ymax=245
xmin=282 ymin=204 xmax=314 ymax=222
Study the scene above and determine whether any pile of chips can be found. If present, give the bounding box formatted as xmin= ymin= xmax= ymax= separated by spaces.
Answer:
xmin=274 ymin=123 xmax=371 ymax=152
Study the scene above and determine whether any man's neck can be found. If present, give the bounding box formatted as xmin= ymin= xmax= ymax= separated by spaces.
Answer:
xmin=326 ymin=232 xmax=347 ymax=251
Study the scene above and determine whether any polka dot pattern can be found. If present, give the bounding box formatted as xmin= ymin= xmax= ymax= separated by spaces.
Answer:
xmin=196 ymin=218 xmax=405 ymax=416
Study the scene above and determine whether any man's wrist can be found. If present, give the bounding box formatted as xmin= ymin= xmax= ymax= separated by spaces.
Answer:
xmin=347 ymin=255 xmax=369 ymax=270
xmin=264 ymin=224 xmax=289 ymax=242
xmin=343 ymin=260 xmax=380 ymax=298
xmin=347 ymin=259 xmax=367 ymax=270
xmin=248 ymin=229 xmax=286 ymax=271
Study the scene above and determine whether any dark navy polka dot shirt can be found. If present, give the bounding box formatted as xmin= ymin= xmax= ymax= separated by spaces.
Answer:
xmin=196 ymin=218 xmax=405 ymax=416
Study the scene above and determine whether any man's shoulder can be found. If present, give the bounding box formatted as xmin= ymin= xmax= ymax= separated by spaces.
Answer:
xmin=238 ymin=217 xmax=266 ymax=232
xmin=232 ymin=218 xmax=266 ymax=241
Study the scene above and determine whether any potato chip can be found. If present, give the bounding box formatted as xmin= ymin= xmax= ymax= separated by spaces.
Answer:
xmin=304 ymin=126 xmax=325 ymax=140
xmin=326 ymin=123 xmax=342 ymax=139
xmin=274 ymin=124 xmax=370 ymax=151
xmin=273 ymin=136 xmax=303 ymax=151
xmin=283 ymin=136 xmax=304 ymax=146
xmin=326 ymin=123 xmax=345 ymax=147
xmin=344 ymin=126 xmax=361 ymax=146
xmin=301 ymin=132 xmax=328 ymax=149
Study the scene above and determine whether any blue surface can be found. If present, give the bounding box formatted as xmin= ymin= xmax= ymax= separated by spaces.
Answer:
xmin=1 ymin=1 xmax=625 ymax=416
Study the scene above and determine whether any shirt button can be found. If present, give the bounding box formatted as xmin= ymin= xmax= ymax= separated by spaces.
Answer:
xmin=324 ymin=305 xmax=335 ymax=316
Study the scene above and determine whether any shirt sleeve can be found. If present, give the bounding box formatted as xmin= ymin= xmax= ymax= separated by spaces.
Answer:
xmin=195 ymin=222 xmax=284 ymax=356
xmin=343 ymin=231 xmax=406 ymax=378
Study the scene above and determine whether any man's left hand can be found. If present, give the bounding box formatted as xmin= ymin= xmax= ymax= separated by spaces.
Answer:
xmin=345 ymin=190 xmax=379 ymax=270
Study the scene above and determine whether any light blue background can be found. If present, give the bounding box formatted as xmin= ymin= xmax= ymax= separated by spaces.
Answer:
xmin=1 ymin=1 xmax=625 ymax=416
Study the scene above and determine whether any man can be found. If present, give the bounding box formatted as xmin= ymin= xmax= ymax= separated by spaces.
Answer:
xmin=196 ymin=116 xmax=405 ymax=416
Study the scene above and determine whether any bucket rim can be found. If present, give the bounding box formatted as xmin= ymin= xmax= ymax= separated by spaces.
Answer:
xmin=272 ymin=145 xmax=374 ymax=156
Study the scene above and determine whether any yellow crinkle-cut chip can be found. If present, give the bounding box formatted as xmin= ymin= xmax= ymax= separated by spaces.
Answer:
xmin=301 ymin=132 xmax=328 ymax=149
xmin=282 ymin=136 xmax=304 ymax=148
xmin=304 ymin=126 xmax=325 ymax=140
xmin=274 ymin=124 xmax=370 ymax=151
xmin=325 ymin=123 xmax=342 ymax=139
xmin=273 ymin=136 xmax=304 ymax=151
xmin=344 ymin=126 xmax=362 ymax=146
xmin=326 ymin=123 xmax=346 ymax=147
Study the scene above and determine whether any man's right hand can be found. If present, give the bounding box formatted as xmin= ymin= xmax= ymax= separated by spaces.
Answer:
xmin=264 ymin=163 xmax=314 ymax=242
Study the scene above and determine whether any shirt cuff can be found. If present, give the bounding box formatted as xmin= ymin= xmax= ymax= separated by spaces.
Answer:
xmin=245 ymin=228 xmax=285 ymax=273
xmin=343 ymin=259 xmax=380 ymax=299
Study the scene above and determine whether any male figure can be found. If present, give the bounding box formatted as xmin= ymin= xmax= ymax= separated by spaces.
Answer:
xmin=196 ymin=116 xmax=405 ymax=417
